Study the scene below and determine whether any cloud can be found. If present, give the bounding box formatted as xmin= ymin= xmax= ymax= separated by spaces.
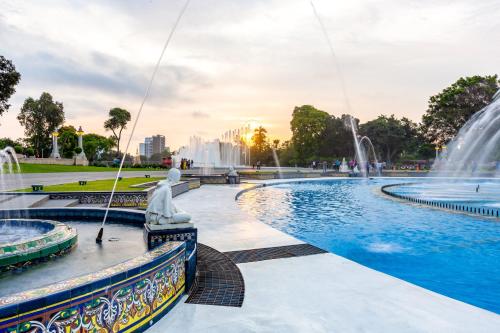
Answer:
xmin=190 ymin=111 xmax=210 ymax=118
xmin=0 ymin=0 xmax=498 ymax=150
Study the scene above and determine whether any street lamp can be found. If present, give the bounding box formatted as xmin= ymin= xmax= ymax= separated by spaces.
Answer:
xmin=76 ymin=126 xmax=87 ymax=160
xmin=50 ymin=131 xmax=61 ymax=159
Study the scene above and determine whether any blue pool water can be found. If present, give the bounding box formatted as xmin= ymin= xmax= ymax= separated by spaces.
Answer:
xmin=238 ymin=178 xmax=500 ymax=313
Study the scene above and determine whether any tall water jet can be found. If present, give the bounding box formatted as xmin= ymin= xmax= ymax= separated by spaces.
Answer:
xmin=433 ymin=90 xmax=500 ymax=178
xmin=359 ymin=136 xmax=380 ymax=176
xmin=271 ymin=148 xmax=283 ymax=179
xmin=176 ymin=130 xmax=243 ymax=169
xmin=97 ymin=0 xmax=191 ymax=242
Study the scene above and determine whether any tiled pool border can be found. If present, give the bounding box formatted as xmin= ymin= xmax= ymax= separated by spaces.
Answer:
xmin=0 ymin=208 xmax=195 ymax=333
xmin=381 ymin=183 xmax=500 ymax=219
xmin=0 ymin=219 xmax=77 ymax=269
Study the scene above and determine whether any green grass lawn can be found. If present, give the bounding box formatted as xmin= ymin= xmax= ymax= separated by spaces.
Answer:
xmin=16 ymin=177 xmax=164 ymax=192
xmin=3 ymin=163 xmax=166 ymax=174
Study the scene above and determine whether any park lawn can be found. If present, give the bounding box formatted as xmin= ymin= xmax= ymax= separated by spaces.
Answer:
xmin=5 ymin=163 xmax=165 ymax=174
xmin=16 ymin=177 xmax=164 ymax=192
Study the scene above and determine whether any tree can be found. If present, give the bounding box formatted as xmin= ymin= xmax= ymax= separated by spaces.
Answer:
xmin=0 ymin=56 xmax=21 ymax=121
xmin=58 ymin=125 xmax=78 ymax=158
xmin=150 ymin=148 xmax=171 ymax=163
xmin=0 ymin=137 xmax=17 ymax=149
xmin=359 ymin=115 xmax=428 ymax=163
xmin=104 ymin=107 xmax=131 ymax=156
xmin=290 ymin=105 xmax=330 ymax=163
xmin=421 ymin=75 xmax=499 ymax=145
xmin=82 ymin=133 xmax=114 ymax=163
xmin=250 ymin=126 xmax=272 ymax=164
xmin=318 ymin=114 xmax=356 ymax=160
xmin=18 ymin=92 xmax=65 ymax=157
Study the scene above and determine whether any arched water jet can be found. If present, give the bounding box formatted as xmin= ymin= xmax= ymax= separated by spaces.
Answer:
xmin=433 ymin=91 xmax=500 ymax=177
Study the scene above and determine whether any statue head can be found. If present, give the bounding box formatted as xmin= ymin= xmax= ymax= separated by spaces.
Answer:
xmin=167 ymin=168 xmax=181 ymax=183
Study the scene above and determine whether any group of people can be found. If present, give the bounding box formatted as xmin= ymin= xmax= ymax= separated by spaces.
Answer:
xmin=310 ymin=159 xmax=384 ymax=174
xmin=310 ymin=160 xmax=342 ymax=171
xmin=252 ymin=160 xmax=262 ymax=170
xmin=180 ymin=158 xmax=194 ymax=170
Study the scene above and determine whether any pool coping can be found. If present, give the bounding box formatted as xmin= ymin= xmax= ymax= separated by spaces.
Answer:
xmin=0 ymin=219 xmax=78 ymax=268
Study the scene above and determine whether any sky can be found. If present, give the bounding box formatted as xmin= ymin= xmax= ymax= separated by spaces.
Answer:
xmin=0 ymin=0 xmax=499 ymax=151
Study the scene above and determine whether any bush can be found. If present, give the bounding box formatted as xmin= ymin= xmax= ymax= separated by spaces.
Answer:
xmin=74 ymin=147 xmax=82 ymax=154
xmin=14 ymin=145 xmax=23 ymax=154
xmin=24 ymin=147 xmax=34 ymax=156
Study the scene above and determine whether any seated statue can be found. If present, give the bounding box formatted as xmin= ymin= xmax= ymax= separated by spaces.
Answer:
xmin=228 ymin=166 xmax=238 ymax=176
xmin=145 ymin=168 xmax=192 ymax=227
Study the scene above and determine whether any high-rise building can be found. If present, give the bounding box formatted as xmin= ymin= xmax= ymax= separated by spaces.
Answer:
xmin=152 ymin=135 xmax=166 ymax=155
xmin=139 ymin=143 xmax=146 ymax=156
xmin=139 ymin=135 xmax=165 ymax=159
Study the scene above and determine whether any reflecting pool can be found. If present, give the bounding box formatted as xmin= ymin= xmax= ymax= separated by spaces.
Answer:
xmin=238 ymin=178 xmax=500 ymax=313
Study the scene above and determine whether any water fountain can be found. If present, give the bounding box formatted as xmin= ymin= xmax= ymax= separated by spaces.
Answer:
xmin=177 ymin=131 xmax=244 ymax=184
xmin=339 ymin=158 xmax=350 ymax=173
xmin=382 ymin=90 xmax=500 ymax=217
xmin=271 ymin=148 xmax=283 ymax=179
xmin=346 ymin=116 xmax=379 ymax=177
xmin=177 ymin=132 xmax=242 ymax=171
xmin=433 ymin=90 xmax=500 ymax=177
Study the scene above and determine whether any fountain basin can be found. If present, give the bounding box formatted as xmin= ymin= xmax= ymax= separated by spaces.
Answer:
xmin=0 ymin=208 xmax=196 ymax=333
xmin=382 ymin=180 xmax=500 ymax=218
xmin=0 ymin=219 xmax=77 ymax=269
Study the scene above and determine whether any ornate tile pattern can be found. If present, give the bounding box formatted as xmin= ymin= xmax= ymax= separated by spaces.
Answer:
xmin=0 ymin=242 xmax=186 ymax=333
xmin=0 ymin=219 xmax=77 ymax=269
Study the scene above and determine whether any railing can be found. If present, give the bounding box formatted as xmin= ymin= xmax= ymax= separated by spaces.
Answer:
xmin=381 ymin=183 xmax=500 ymax=219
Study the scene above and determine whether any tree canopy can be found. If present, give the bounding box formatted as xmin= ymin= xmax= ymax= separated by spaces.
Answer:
xmin=250 ymin=126 xmax=272 ymax=164
xmin=421 ymin=75 xmax=500 ymax=145
xmin=58 ymin=126 xmax=78 ymax=158
xmin=0 ymin=55 xmax=21 ymax=121
xmin=290 ymin=105 xmax=330 ymax=163
xmin=82 ymin=133 xmax=115 ymax=163
xmin=18 ymin=92 xmax=65 ymax=157
xmin=104 ymin=107 xmax=131 ymax=156
xmin=359 ymin=115 xmax=421 ymax=163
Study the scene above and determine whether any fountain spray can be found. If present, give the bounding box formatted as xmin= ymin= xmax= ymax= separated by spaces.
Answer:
xmin=96 ymin=0 xmax=191 ymax=243
xmin=310 ymin=1 xmax=378 ymax=177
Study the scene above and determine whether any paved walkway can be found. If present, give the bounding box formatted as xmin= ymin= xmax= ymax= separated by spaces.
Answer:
xmin=149 ymin=182 xmax=500 ymax=333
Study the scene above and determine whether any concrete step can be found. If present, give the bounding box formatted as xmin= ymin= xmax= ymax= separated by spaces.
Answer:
xmin=38 ymin=199 xmax=80 ymax=208
xmin=0 ymin=195 xmax=49 ymax=209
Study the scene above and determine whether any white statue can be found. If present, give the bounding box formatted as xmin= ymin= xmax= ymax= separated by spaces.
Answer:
xmin=228 ymin=166 xmax=238 ymax=176
xmin=145 ymin=168 xmax=192 ymax=228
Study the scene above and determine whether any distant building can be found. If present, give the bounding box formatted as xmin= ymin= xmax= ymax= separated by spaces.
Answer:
xmin=139 ymin=143 xmax=146 ymax=156
xmin=139 ymin=135 xmax=165 ymax=159
xmin=152 ymin=135 xmax=166 ymax=156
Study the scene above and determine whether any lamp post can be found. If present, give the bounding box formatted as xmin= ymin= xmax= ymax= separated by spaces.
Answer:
xmin=441 ymin=145 xmax=447 ymax=159
xmin=50 ymin=131 xmax=61 ymax=159
xmin=76 ymin=126 xmax=87 ymax=160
